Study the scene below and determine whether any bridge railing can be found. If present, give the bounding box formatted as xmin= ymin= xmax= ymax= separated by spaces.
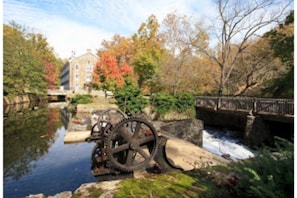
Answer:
xmin=196 ymin=96 xmax=294 ymax=116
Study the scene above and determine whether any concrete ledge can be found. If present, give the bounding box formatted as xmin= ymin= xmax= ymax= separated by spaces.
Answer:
xmin=64 ymin=131 xmax=90 ymax=144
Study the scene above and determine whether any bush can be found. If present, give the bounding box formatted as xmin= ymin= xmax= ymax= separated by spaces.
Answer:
xmin=233 ymin=137 xmax=293 ymax=198
xmin=150 ymin=92 xmax=195 ymax=117
xmin=207 ymin=137 xmax=294 ymax=198
xmin=114 ymin=80 xmax=148 ymax=115
xmin=70 ymin=94 xmax=93 ymax=104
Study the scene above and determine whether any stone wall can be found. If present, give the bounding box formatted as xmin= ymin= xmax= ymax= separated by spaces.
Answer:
xmin=159 ymin=119 xmax=203 ymax=147
xmin=3 ymin=94 xmax=47 ymax=114
xmin=3 ymin=94 xmax=46 ymax=105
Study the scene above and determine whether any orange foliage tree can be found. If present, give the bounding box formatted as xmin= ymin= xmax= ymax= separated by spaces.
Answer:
xmin=93 ymin=52 xmax=134 ymax=92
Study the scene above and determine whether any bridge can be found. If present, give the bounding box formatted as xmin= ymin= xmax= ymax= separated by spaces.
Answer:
xmin=195 ymin=96 xmax=294 ymax=146
xmin=196 ymin=96 xmax=294 ymax=118
xmin=47 ymin=89 xmax=68 ymax=102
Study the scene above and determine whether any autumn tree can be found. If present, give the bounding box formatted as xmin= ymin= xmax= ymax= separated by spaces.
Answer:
xmin=160 ymin=13 xmax=212 ymax=95
xmin=3 ymin=22 xmax=63 ymax=96
xmin=226 ymin=38 xmax=285 ymax=96
xmin=192 ymin=0 xmax=293 ymax=96
xmin=131 ymin=14 xmax=165 ymax=93
xmin=99 ymin=34 xmax=134 ymax=66
xmin=92 ymin=52 xmax=134 ymax=94
xmin=29 ymin=33 xmax=63 ymax=89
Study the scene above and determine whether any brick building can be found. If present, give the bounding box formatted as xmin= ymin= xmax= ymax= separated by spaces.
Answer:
xmin=60 ymin=49 xmax=98 ymax=92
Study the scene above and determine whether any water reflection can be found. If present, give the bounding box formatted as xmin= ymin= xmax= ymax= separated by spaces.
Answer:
xmin=3 ymin=105 xmax=97 ymax=197
xmin=4 ymin=107 xmax=61 ymax=180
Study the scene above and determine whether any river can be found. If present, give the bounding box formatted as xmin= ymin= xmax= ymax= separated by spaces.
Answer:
xmin=3 ymin=104 xmax=256 ymax=197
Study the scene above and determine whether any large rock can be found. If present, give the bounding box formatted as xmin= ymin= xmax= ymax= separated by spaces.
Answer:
xmin=159 ymin=119 xmax=203 ymax=147
xmin=164 ymin=137 xmax=228 ymax=171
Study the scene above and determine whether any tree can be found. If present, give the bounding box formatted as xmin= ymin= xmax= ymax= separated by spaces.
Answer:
xmin=3 ymin=22 xmax=47 ymax=95
xmin=131 ymin=14 xmax=165 ymax=93
xmin=192 ymin=0 xmax=293 ymax=96
xmin=99 ymin=34 xmax=134 ymax=66
xmin=262 ymin=11 xmax=294 ymax=98
xmin=160 ymin=13 xmax=210 ymax=95
xmin=132 ymin=14 xmax=163 ymax=51
xmin=28 ymin=33 xmax=63 ymax=89
xmin=132 ymin=49 xmax=161 ymax=92
xmin=92 ymin=52 xmax=134 ymax=93
xmin=3 ymin=22 xmax=63 ymax=96
xmin=226 ymin=38 xmax=284 ymax=96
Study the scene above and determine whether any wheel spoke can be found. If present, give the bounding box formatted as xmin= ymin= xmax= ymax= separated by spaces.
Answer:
xmin=110 ymin=143 xmax=129 ymax=154
xmin=138 ymin=135 xmax=155 ymax=145
xmin=125 ymin=150 xmax=134 ymax=166
xmin=132 ymin=121 xmax=142 ymax=138
xmin=136 ymin=146 xmax=150 ymax=160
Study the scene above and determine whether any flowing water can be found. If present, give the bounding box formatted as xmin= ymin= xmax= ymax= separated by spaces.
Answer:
xmin=202 ymin=127 xmax=255 ymax=161
xmin=3 ymin=104 xmax=255 ymax=197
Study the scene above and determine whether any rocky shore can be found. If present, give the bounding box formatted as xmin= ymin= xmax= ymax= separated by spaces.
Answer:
xmin=25 ymin=139 xmax=228 ymax=198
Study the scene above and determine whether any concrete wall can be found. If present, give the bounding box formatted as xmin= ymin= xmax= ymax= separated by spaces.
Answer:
xmin=196 ymin=106 xmax=294 ymax=146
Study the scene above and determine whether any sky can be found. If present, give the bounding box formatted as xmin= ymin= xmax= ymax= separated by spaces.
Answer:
xmin=3 ymin=0 xmax=217 ymax=59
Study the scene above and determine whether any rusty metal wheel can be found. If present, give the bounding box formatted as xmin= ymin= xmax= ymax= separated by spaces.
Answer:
xmin=91 ymin=108 xmax=128 ymax=137
xmin=98 ymin=108 xmax=128 ymax=125
xmin=106 ymin=117 xmax=159 ymax=172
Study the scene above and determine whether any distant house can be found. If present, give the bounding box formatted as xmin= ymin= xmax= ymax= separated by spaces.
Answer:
xmin=60 ymin=49 xmax=98 ymax=92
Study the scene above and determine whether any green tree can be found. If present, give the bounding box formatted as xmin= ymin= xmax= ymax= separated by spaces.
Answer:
xmin=132 ymin=49 xmax=162 ymax=92
xmin=4 ymin=22 xmax=46 ymax=95
xmin=263 ymin=11 xmax=294 ymax=98
xmin=114 ymin=79 xmax=148 ymax=115
xmin=131 ymin=15 xmax=165 ymax=93
xmin=3 ymin=22 xmax=62 ymax=96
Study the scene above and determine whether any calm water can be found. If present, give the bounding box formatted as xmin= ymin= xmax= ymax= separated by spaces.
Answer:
xmin=3 ymin=106 xmax=97 ymax=197
xmin=3 ymin=104 xmax=256 ymax=197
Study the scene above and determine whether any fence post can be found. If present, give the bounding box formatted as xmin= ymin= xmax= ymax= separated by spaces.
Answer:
xmin=252 ymin=98 xmax=256 ymax=115
xmin=216 ymin=97 xmax=221 ymax=111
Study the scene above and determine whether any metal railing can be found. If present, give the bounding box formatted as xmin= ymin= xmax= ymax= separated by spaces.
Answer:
xmin=196 ymin=96 xmax=294 ymax=116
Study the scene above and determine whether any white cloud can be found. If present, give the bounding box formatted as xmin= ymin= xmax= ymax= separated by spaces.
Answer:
xmin=3 ymin=0 xmax=217 ymax=58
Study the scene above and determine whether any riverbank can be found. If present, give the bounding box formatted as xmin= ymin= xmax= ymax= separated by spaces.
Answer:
xmin=25 ymin=101 xmax=229 ymax=198
xmin=25 ymin=145 xmax=229 ymax=198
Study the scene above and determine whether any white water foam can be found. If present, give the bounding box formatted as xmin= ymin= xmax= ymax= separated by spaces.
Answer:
xmin=202 ymin=127 xmax=255 ymax=161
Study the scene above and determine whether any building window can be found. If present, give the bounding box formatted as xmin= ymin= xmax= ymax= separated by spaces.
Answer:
xmin=86 ymin=63 xmax=93 ymax=72
xmin=86 ymin=74 xmax=92 ymax=82
xmin=75 ymin=74 xmax=79 ymax=80
xmin=75 ymin=64 xmax=79 ymax=70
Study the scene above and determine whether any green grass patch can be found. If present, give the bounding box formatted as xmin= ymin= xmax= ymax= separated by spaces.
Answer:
xmin=114 ymin=172 xmax=199 ymax=198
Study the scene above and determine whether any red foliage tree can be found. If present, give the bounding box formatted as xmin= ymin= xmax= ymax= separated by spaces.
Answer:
xmin=93 ymin=52 xmax=134 ymax=90
xmin=44 ymin=61 xmax=58 ymax=89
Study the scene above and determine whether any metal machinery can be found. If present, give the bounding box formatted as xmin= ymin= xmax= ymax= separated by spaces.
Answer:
xmin=85 ymin=108 xmax=160 ymax=176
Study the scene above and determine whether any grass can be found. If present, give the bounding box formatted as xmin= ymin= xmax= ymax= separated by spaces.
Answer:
xmin=115 ymin=171 xmax=200 ymax=198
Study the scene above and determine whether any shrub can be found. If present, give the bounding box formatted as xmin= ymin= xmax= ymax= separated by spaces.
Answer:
xmin=150 ymin=92 xmax=195 ymax=117
xmin=114 ymin=80 xmax=148 ymax=115
xmin=150 ymin=92 xmax=177 ymax=115
xmin=70 ymin=94 xmax=93 ymax=104
xmin=229 ymin=137 xmax=294 ymax=198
